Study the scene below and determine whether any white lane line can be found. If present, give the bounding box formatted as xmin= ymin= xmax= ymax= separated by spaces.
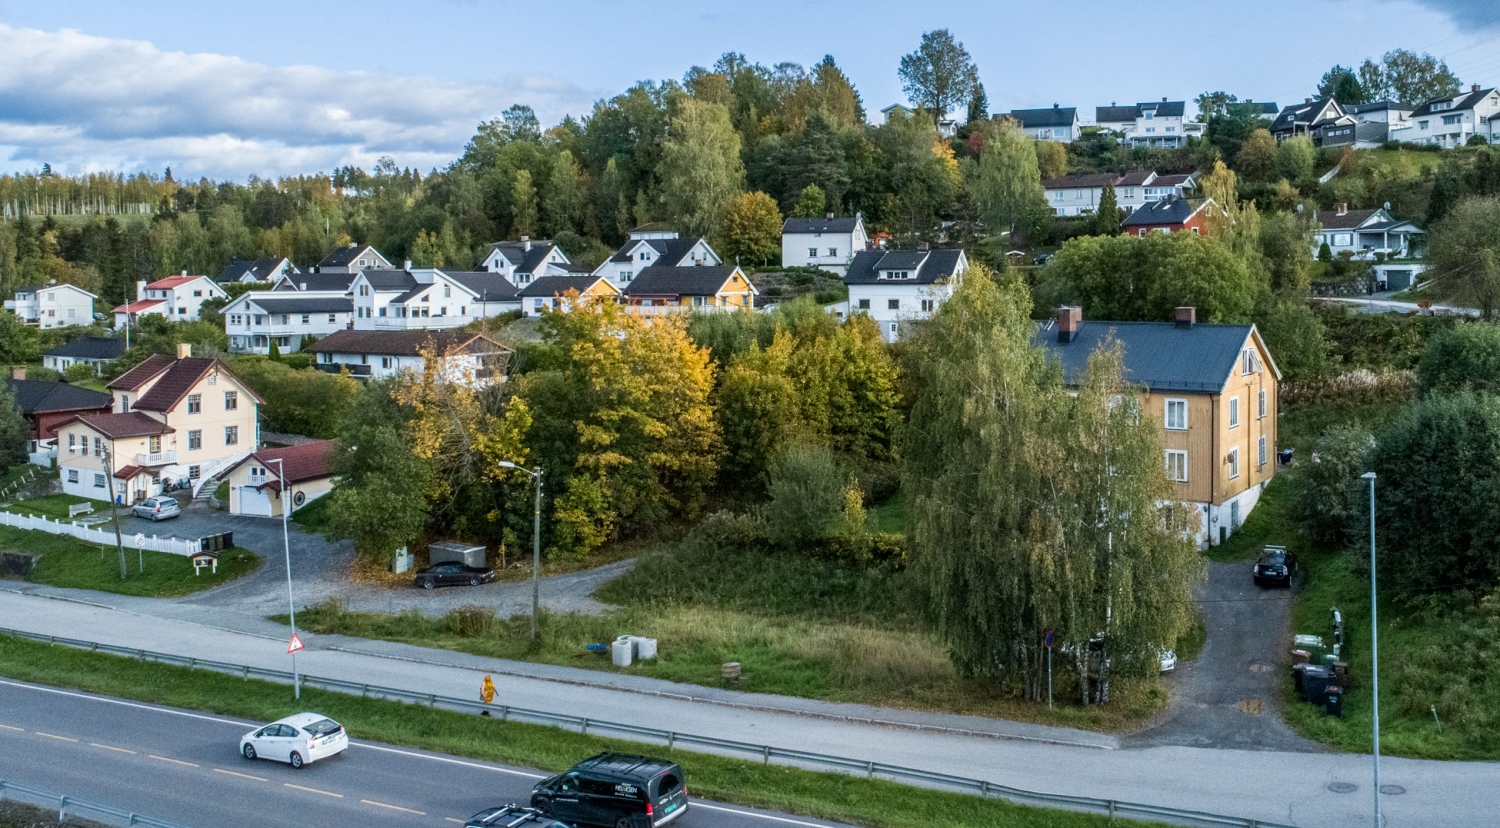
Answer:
xmin=0 ymin=723 xmax=23 ymax=731
xmin=0 ymin=679 xmax=249 ymax=727
xmin=90 ymin=742 xmax=136 ymax=754
xmin=214 ymin=768 xmax=268 ymax=782
xmin=694 ymin=803 xmax=841 ymax=827
xmin=150 ymin=754 xmax=199 ymax=767
xmin=361 ymin=799 xmax=425 ymax=815
xmin=349 ymin=742 xmax=546 ymax=779
xmin=445 ymin=819 xmax=465 ymax=824
xmin=35 ymin=731 xmax=78 ymax=742
xmin=284 ymin=782 xmax=343 ymax=798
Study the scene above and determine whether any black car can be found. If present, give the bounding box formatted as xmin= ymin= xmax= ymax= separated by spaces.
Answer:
xmin=414 ymin=562 xmax=495 ymax=589
xmin=532 ymin=752 xmax=688 ymax=828
xmin=1254 ymin=546 xmax=1296 ymax=588
xmin=464 ymin=805 xmax=571 ymax=828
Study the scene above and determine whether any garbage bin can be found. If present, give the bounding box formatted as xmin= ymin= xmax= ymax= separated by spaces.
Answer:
xmin=1291 ymin=649 xmax=1311 ymax=666
xmin=1300 ymin=665 xmax=1332 ymax=702
xmin=1331 ymin=661 xmax=1349 ymax=682
xmin=1324 ymin=684 xmax=1344 ymax=718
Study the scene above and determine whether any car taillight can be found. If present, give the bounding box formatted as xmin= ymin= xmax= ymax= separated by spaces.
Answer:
xmin=645 ymin=803 xmax=653 ymax=816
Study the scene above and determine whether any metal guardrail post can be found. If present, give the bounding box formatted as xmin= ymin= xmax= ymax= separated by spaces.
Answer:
xmin=762 ymin=745 xmax=769 ymax=764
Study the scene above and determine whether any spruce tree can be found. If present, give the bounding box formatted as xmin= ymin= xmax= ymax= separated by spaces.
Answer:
xmin=1093 ymin=183 xmax=1121 ymax=236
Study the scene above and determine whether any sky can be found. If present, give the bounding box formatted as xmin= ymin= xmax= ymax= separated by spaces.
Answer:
xmin=1 ymin=0 xmax=1498 ymax=180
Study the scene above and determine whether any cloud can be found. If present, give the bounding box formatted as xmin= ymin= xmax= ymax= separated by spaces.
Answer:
xmin=1407 ymin=0 xmax=1500 ymax=29
xmin=0 ymin=25 xmax=597 ymax=179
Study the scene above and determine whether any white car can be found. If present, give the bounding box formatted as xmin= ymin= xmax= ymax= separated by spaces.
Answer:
xmin=1159 ymin=648 xmax=1178 ymax=672
xmin=240 ymin=713 xmax=348 ymax=769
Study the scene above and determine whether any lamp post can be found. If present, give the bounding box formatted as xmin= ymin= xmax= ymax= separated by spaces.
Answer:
xmin=269 ymin=457 xmax=300 ymax=699
xmin=1361 ymin=470 xmax=1380 ymax=828
xmin=498 ymin=461 xmax=543 ymax=642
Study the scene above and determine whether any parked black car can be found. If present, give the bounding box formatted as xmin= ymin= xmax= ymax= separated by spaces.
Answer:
xmin=414 ymin=562 xmax=495 ymax=590
xmin=464 ymin=805 xmax=571 ymax=827
xmin=1254 ymin=546 xmax=1296 ymax=588
xmin=532 ymin=752 xmax=688 ymax=827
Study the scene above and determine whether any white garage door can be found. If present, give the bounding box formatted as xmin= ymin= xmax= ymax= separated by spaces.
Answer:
xmin=238 ymin=486 xmax=274 ymax=517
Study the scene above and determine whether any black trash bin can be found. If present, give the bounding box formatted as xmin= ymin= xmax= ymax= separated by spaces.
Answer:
xmin=1300 ymin=665 xmax=1332 ymax=702
xmin=1324 ymin=684 xmax=1344 ymax=718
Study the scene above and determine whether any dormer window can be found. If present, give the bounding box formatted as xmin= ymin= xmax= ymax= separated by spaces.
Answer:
xmin=883 ymin=270 xmax=911 ymax=280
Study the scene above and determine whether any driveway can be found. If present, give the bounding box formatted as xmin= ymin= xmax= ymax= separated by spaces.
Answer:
xmin=1124 ymin=561 xmax=1322 ymax=751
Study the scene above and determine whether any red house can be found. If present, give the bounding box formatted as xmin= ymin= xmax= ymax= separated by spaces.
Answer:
xmin=1123 ymin=197 xmax=1218 ymax=237
xmin=5 ymin=369 xmax=113 ymax=462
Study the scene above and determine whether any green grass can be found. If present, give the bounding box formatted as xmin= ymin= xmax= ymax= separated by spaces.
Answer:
xmin=289 ymin=491 xmax=332 ymax=532
xmin=0 ymin=634 xmax=1168 ymax=828
xmin=2 ymin=493 xmax=99 ymax=521
xmin=1356 ymin=148 xmax=1444 ymax=179
xmin=868 ymin=493 xmax=909 ymax=535
xmin=0 ymin=525 xmax=261 ymax=597
xmin=1205 ymin=476 xmax=1296 ymax=563
xmin=213 ymin=481 xmax=229 ymax=501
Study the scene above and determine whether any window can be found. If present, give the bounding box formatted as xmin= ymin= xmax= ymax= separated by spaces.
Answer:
xmin=148 ymin=435 xmax=162 ymax=453
xmin=328 ymin=313 xmax=337 ymax=323
xmin=621 ymin=271 xmax=633 ymax=282
xmin=301 ymin=314 xmax=310 ymax=324
xmin=229 ymin=314 xmax=241 ymax=325
xmin=444 ymin=285 xmax=451 ymax=298
xmin=887 ymin=299 xmax=900 ymax=310
xmin=1333 ymin=233 xmax=1352 ymax=246
xmin=1191 ymin=227 xmax=1200 ymax=235
xmin=1258 ymin=435 xmax=1268 ymax=467
xmin=1229 ymin=396 xmax=1240 ymax=428
xmin=1258 ymin=388 xmax=1267 ymax=419
xmin=1442 ymin=114 xmax=1462 ymax=125
xmin=188 ymin=430 xmax=201 ymax=450
xmin=224 ymin=391 xmax=238 ymax=411
xmin=1241 ymin=348 xmax=1261 ymax=374
xmin=68 ymin=434 xmax=76 ymax=452
xmin=378 ymin=307 xmax=387 ymax=316
xmin=920 ymin=298 xmax=935 ymax=312
xmin=189 ymin=465 xmax=201 ymax=480
xmin=857 ymin=298 xmax=870 ymax=310
xmin=1165 ymin=399 xmax=1188 ymax=430
xmin=93 ymin=473 xmax=106 ymax=488
xmin=94 ymin=437 xmax=103 ymax=457
xmin=1138 ymin=228 xmax=1148 ymax=237
xmin=1165 ymin=450 xmax=1188 ymax=482
xmin=187 ymin=394 xmax=202 ymax=414
xmin=67 ymin=469 xmax=79 ymax=483
xmin=1228 ymin=448 xmax=1240 ymax=479
xmin=193 ymin=290 xmax=203 ymax=297
xmin=224 ymin=426 xmax=239 ymax=446
xmin=827 ymin=247 xmax=838 ymax=257
xmin=381 ymin=357 xmax=392 ymax=368
xmin=808 ymin=247 xmax=818 ymax=257
xmin=178 ymin=307 xmax=186 ymax=315
xmin=254 ymin=315 xmax=265 ymax=325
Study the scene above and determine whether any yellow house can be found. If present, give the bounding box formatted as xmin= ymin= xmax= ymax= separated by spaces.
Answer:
xmin=56 ymin=344 xmax=263 ymax=503
xmin=621 ymin=265 xmax=758 ymax=313
xmin=1036 ymin=306 xmax=1281 ymax=547
xmin=221 ymin=440 xmax=336 ymax=517
xmin=518 ymin=273 xmax=621 ymax=317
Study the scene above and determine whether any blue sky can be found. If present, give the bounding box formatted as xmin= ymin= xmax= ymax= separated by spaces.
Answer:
xmin=1 ymin=0 xmax=1498 ymax=179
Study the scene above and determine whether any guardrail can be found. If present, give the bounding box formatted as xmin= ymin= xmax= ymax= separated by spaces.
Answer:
xmin=0 ymin=627 xmax=1295 ymax=828
xmin=0 ymin=778 xmax=189 ymax=828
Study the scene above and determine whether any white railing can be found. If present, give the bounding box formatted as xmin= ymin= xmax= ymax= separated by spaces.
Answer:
xmin=0 ymin=511 xmax=199 ymax=556
xmin=623 ymin=304 xmax=744 ymax=317
xmin=135 ymin=451 xmax=177 ymax=465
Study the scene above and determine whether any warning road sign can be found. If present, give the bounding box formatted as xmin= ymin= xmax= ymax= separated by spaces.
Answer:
xmin=287 ymin=633 xmax=305 ymax=654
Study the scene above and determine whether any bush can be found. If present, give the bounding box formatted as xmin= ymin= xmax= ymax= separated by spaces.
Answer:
xmin=764 ymin=443 xmax=847 ymax=547
xmin=1293 ymin=424 xmax=1375 ymax=547
xmin=1418 ymin=322 xmax=1500 ymax=396
xmin=63 ymin=363 xmax=97 ymax=383
xmin=445 ymin=605 xmax=498 ymax=638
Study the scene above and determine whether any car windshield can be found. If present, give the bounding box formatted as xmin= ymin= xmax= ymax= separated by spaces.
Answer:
xmin=302 ymin=718 xmax=342 ymax=737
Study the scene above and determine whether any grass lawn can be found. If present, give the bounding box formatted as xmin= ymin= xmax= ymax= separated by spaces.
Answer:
xmin=0 ymin=525 xmax=261 ymax=597
xmin=1 ymin=493 xmax=100 ymax=521
xmin=1205 ymin=475 xmax=1296 ymax=563
xmin=868 ymin=493 xmax=909 ymax=535
xmin=0 ymin=634 xmax=1168 ymax=828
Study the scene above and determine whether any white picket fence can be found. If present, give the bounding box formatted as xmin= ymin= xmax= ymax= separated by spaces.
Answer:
xmin=0 ymin=511 xmax=199 ymax=557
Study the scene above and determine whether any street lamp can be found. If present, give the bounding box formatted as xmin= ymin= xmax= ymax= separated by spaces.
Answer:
xmin=498 ymin=460 xmax=543 ymax=642
xmin=1361 ymin=470 xmax=1380 ymax=828
xmin=269 ymin=457 xmax=300 ymax=700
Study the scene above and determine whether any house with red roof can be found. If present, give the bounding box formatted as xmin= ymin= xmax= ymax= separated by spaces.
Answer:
xmin=221 ymin=440 xmax=336 ymax=517
xmin=54 ymin=344 xmax=262 ymax=503
xmin=112 ymin=272 xmax=227 ymax=328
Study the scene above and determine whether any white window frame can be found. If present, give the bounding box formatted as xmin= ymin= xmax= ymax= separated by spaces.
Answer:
xmin=1164 ymin=398 xmax=1188 ymax=431
xmin=1229 ymin=396 xmax=1240 ymax=429
xmin=1258 ymin=388 xmax=1267 ymax=419
xmin=1258 ymin=435 xmax=1268 ymax=467
xmin=1228 ymin=448 xmax=1240 ymax=479
xmin=1165 ymin=450 xmax=1188 ymax=482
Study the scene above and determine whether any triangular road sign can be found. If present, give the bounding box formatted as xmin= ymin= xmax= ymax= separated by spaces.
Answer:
xmin=287 ymin=633 xmax=305 ymax=654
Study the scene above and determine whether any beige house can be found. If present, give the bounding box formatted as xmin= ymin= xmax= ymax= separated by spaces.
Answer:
xmin=56 ymin=345 xmax=263 ymax=503
xmin=222 ymin=440 xmax=336 ymax=518
xmin=1036 ymin=306 xmax=1281 ymax=547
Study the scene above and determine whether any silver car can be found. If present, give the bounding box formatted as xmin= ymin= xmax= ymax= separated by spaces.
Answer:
xmin=131 ymin=496 xmax=180 ymax=521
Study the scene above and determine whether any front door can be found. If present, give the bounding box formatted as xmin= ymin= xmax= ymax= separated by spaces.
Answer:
xmin=549 ymin=773 xmax=585 ymax=823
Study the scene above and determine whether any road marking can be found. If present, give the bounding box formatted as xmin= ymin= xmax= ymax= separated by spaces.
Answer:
xmin=90 ymin=742 xmax=136 ymax=754
xmin=150 ymin=754 xmax=199 ymax=767
xmin=361 ymin=799 xmax=425 ymax=815
xmin=694 ymin=803 xmax=839 ymax=827
xmin=35 ymin=731 xmax=78 ymax=742
xmin=446 ymin=819 xmax=465 ymax=824
xmin=0 ymin=679 xmax=249 ymax=728
xmin=213 ymin=768 xmax=267 ymax=782
xmin=350 ymin=742 xmax=546 ymax=779
xmin=0 ymin=723 xmax=23 ymax=731
xmin=284 ymin=783 xmax=343 ymax=798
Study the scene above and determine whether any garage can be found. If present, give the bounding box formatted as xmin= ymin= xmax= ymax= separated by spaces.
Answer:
xmin=238 ymin=485 xmax=274 ymax=517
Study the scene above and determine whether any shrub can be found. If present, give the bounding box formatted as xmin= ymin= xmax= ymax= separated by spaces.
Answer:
xmin=1293 ymin=424 xmax=1375 ymax=547
xmin=1417 ymin=322 xmax=1500 ymax=396
xmin=764 ymin=443 xmax=848 ymax=548
xmin=445 ymin=605 xmax=498 ymax=638
xmin=63 ymin=363 xmax=97 ymax=383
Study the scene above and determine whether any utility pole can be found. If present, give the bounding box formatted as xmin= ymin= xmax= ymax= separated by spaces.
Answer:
xmin=1362 ymin=471 xmax=1380 ymax=828
xmin=270 ymin=458 xmax=301 ymax=700
xmin=102 ymin=447 xmax=126 ymax=580
xmin=497 ymin=461 xmax=544 ymax=642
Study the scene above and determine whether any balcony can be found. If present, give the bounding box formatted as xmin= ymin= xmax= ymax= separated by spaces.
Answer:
xmin=314 ymin=362 xmax=373 ymax=378
xmin=136 ymin=450 xmax=177 ymax=466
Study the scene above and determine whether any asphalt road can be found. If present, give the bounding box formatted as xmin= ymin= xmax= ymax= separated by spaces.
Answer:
xmin=0 ymin=677 xmax=849 ymax=828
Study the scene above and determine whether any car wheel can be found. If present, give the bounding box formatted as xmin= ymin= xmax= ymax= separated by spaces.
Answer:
xmin=289 ymin=751 xmax=303 ymax=769
xmin=468 ymin=576 xmax=480 ymax=586
xmin=421 ymin=578 xmax=436 ymax=590
xmin=615 ymin=818 xmax=634 ymax=828
xmin=534 ymin=800 xmax=552 ymax=816
xmin=242 ymin=743 xmax=256 ymax=760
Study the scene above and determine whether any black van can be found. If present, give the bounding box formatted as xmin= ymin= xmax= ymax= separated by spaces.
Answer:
xmin=531 ymin=752 xmax=689 ymax=828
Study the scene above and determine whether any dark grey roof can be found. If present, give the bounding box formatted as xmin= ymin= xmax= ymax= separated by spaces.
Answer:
xmin=623 ymin=266 xmax=744 ymax=297
xmin=443 ymin=271 xmax=519 ymax=301
xmin=391 ymin=284 xmax=431 ymax=304
xmin=782 ymin=217 xmax=861 ymax=234
xmin=844 ymin=249 xmax=964 ymax=285
xmin=1349 ymin=100 xmax=1408 ymax=114
xmin=216 ymin=256 xmax=296 ymax=283
xmin=1410 ymin=88 xmax=1496 ymax=118
xmin=1138 ymin=100 xmax=1186 ymax=117
xmin=488 ymin=241 xmax=564 ymax=273
xmin=1009 ymin=106 xmax=1078 ymax=128
xmin=42 ymin=337 xmax=126 ymax=361
xmin=246 ymin=296 xmax=353 ymax=314
xmin=5 ymin=378 xmax=113 ymax=415
xmin=1271 ymin=97 xmax=1351 ymax=133
xmin=1122 ymin=198 xmax=1207 ymax=227
xmin=318 ymin=244 xmax=388 ymax=269
xmin=1032 ymin=320 xmax=1256 ymax=393
xmin=307 ymin=329 xmax=510 ymax=357
xmin=1096 ymin=105 xmax=1139 ymax=122
xmin=276 ymin=272 xmax=356 ymax=292
xmin=1315 ymin=207 xmax=1381 ymax=230
xmin=609 ymin=238 xmax=709 ymax=267
xmin=358 ymin=269 xmax=419 ymax=291
xmin=518 ymin=274 xmax=612 ymax=298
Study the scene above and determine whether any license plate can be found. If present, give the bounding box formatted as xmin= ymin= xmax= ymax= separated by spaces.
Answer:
xmin=665 ymin=803 xmax=678 ymax=813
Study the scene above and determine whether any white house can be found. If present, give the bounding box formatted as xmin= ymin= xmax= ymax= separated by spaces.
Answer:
xmin=626 ymin=222 xmax=679 ymax=240
xmin=1407 ymin=85 xmax=1500 ymax=147
xmin=845 ymin=247 xmax=968 ymax=342
xmin=780 ymin=215 xmax=868 ymax=274
xmin=1093 ymin=101 xmax=1199 ymax=146
xmin=594 ymin=231 xmax=722 ymax=288
xmin=477 ymin=238 xmax=574 ymax=286
xmin=223 ymin=292 xmax=354 ymax=354
xmin=1350 ymin=100 xmax=1413 ymax=129
xmin=41 ymin=337 xmax=126 ymax=375
xmin=315 ymin=243 xmax=393 ymax=273
xmin=1313 ymin=204 xmax=1423 ymax=259
xmin=307 ymin=329 xmax=512 ymax=385
xmin=348 ymin=267 xmax=520 ymax=330
xmin=880 ymin=103 xmax=913 ymax=125
xmin=1008 ymin=105 xmax=1080 ymax=142
xmin=1044 ymin=173 xmax=1121 ymax=216
xmin=6 ymin=282 xmax=97 ymax=328
xmin=216 ymin=256 xmax=298 ymax=284
xmin=112 ymin=274 xmax=227 ymax=328
xmin=519 ymin=273 xmax=621 ymax=317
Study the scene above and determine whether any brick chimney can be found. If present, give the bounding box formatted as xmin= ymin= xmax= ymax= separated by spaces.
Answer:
xmin=10 ymin=366 xmax=25 ymax=381
xmin=176 ymin=343 xmax=192 ymax=359
xmin=1056 ymin=306 xmax=1082 ymax=343
xmin=1337 ymin=203 xmax=1348 ymax=216
xmin=1174 ymin=307 xmax=1196 ymax=329
xmin=1473 ymin=84 xmax=1481 ymax=93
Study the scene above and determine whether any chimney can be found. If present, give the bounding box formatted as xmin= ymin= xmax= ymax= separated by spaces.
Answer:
xmin=826 ymin=212 xmax=834 ymax=220
xmin=177 ymin=343 xmax=192 ymax=359
xmin=10 ymin=366 xmax=25 ymax=381
xmin=180 ymin=270 xmax=187 ymax=278
xmin=136 ymin=279 xmax=147 ymax=301
xmin=1337 ymin=203 xmax=1348 ymax=216
xmin=1174 ymin=307 xmax=1196 ymax=329
xmin=521 ymin=236 xmax=531 ymax=251
xmin=403 ymin=259 xmax=412 ymax=271
xmin=1053 ymin=102 xmax=1059 ymax=109
xmin=1056 ymin=307 xmax=1082 ymax=343
xmin=300 ymin=282 xmax=308 ymax=290
xmin=1473 ymin=84 xmax=1481 ymax=93
xmin=1162 ymin=96 xmax=1168 ymax=103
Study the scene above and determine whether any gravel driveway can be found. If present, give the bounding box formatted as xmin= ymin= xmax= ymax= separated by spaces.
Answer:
xmin=1124 ymin=560 xmax=1323 ymax=751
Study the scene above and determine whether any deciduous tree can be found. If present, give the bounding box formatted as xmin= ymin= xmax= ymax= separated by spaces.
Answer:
xmin=714 ymin=190 xmax=782 ymax=265
xmin=659 ymin=98 xmax=745 ymax=237
xmin=510 ymin=169 xmax=538 ymax=238
xmin=897 ymin=29 xmax=979 ymax=122
xmin=0 ymin=385 xmax=26 ymax=472
xmin=1234 ymin=129 xmax=1277 ymax=181
xmin=1428 ymin=196 xmax=1500 ymax=319
xmin=791 ymin=184 xmax=827 ymax=218
xmin=965 ymin=119 xmax=1047 ymax=240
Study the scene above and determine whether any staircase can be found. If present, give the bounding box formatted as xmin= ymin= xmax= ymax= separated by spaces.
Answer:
xmin=191 ymin=450 xmax=252 ymax=501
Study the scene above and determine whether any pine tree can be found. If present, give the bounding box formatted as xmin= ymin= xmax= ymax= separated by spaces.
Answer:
xmin=1092 ymin=183 xmax=1121 ymax=236
xmin=965 ymin=80 xmax=989 ymax=125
